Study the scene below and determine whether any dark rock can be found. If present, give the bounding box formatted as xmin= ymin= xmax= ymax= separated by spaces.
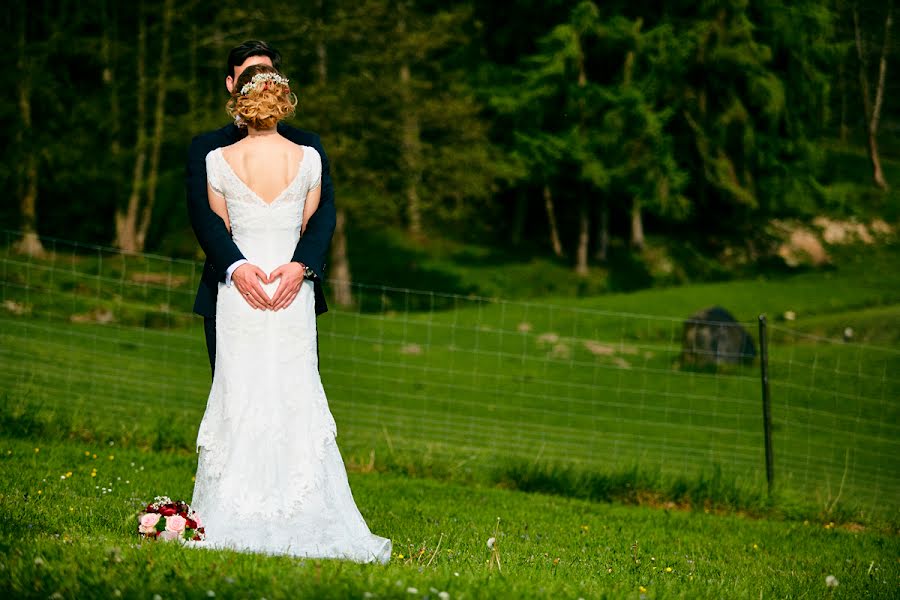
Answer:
xmin=681 ymin=306 xmax=756 ymax=368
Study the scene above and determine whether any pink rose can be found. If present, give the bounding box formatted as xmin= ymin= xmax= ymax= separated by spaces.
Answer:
xmin=139 ymin=513 xmax=161 ymax=534
xmin=165 ymin=514 xmax=187 ymax=534
xmin=158 ymin=530 xmax=180 ymax=541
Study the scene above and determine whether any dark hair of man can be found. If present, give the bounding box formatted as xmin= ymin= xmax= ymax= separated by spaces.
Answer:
xmin=226 ymin=40 xmax=282 ymax=78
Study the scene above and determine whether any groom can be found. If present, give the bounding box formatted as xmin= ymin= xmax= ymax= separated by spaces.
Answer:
xmin=186 ymin=40 xmax=336 ymax=376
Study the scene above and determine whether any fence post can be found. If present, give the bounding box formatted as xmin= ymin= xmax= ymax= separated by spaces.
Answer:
xmin=758 ymin=314 xmax=774 ymax=495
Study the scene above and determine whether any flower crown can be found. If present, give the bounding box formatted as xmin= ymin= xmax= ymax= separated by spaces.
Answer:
xmin=239 ymin=72 xmax=290 ymax=96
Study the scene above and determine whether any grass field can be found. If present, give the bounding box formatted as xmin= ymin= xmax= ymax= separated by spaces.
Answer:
xmin=1 ymin=234 xmax=898 ymax=597
xmin=1 ymin=436 xmax=898 ymax=599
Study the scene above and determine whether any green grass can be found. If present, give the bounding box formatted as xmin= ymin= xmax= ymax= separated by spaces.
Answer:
xmin=1 ymin=436 xmax=897 ymax=599
xmin=1 ymin=235 xmax=899 ymax=597
xmin=1 ymin=238 xmax=899 ymax=524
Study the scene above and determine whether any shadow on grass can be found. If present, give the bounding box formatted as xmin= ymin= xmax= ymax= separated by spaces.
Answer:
xmin=345 ymin=226 xmax=481 ymax=311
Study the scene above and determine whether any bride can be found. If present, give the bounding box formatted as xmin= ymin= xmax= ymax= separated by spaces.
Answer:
xmin=187 ymin=64 xmax=391 ymax=564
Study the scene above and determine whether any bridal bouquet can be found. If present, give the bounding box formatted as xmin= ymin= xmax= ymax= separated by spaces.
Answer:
xmin=138 ymin=496 xmax=206 ymax=542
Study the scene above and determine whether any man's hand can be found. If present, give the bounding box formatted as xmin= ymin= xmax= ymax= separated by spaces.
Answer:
xmin=268 ymin=262 xmax=306 ymax=311
xmin=232 ymin=263 xmax=272 ymax=310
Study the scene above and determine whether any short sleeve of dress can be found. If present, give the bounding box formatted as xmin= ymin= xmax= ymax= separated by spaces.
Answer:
xmin=205 ymin=150 xmax=224 ymax=196
xmin=308 ymin=148 xmax=322 ymax=192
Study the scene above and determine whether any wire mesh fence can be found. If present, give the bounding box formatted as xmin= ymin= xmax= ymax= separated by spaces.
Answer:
xmin=1 ymin=230 xmax=897 ymax=519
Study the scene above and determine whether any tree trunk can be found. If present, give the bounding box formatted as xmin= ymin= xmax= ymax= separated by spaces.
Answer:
xmin=398 ymin=15 xmax=423 ymax=234
xmin=330 ymin=208 xmax=353 ymax=307
xmin=188 ymin=24 xmax=197 ymax=117
xmin=115 ymin=8 xmax=148 ymax=253
xmin=14 ymin=5 xmax=44 ymax=257
xmin=101 ymin=0 xmax=120 ymax=159
xmin=318 ymin=0 xmax=353 ymax=307
xmin=630 ymin=196 xmax=645 ymax=250
xmin=595 ymin=200 xmax=609 ymax=262
xmin=838 ymin=59 xmax=849 ymax=143
xmin=575 ymin=199 xmax=590 ymax=276
xmin=400 ymin=62 xmax=422 ymax=234
xmin=136 ymin=0 xmax=174 ymax=250
xmin=543 ymin=184 xmax=564 ymax=258
xmin=854 ymin=2 xmax=892 ymax=190
xmin=510 ymin=190 xmax=527 ymax=246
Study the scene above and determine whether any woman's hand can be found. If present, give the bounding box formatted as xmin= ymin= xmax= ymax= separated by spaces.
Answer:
xmin=267 ymin=262 xmax=305 ymax=311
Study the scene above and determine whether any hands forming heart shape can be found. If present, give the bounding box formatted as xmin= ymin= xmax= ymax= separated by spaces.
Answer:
xmin=232 ymin=262 xmax=306 ymax=311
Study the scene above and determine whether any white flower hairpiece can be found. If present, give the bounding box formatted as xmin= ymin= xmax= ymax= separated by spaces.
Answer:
xmin=240 ymin=72 xmax=290 ymax=96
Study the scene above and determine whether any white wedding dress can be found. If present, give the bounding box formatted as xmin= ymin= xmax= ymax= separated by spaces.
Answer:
xmin=187 ymin=145 xmax=391 ymax=564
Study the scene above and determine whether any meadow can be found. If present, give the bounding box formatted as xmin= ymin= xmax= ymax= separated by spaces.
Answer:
xmin=1 ymin=435 xmax=898 ymax=599
xmin=1 ymin=234 xmax=898 ymax=598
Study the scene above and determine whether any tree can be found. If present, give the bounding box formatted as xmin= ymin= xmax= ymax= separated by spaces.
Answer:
xmin=13 ymin=3 xmax=44 ymax=257
xmin=114 ymin=0 xmax=174 ymax=253
xmin=316 ymin=0 xmax=353 ymax=307
xmin=853 ymin=0 xmax=893 ymax=190
xmin=491 ymin=2 xmax=687 ymax=272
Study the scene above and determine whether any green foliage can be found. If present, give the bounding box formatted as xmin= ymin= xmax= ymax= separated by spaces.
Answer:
xmin=1 ymin=0 xmax=896 ymax=274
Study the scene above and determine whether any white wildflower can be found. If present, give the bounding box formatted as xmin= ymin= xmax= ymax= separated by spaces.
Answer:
xmin=406 ymin=587 xmax=418 ymax=594
xmin=439 ymin=592 xmax=450 ymax=600
xmin=825 ymin=575 xmax=839 ymax=588
xmin=487 ymin=537 xmax=496 ymax=549
xmin=33 ymin=557 xmax=45 ymax=567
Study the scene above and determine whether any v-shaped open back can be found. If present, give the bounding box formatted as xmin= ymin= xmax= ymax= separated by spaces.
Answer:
xmin=215 ymin=146 xmax=308 ymax=206
xmin=204 ymin=143 xmax=322 ymax=274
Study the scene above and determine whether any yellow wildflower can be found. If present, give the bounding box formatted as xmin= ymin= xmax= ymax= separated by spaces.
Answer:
xmin=665 ymin=567 xmax=673 ymax=573
xmin=34 ymin=448 xmax=40 ymax=453
xmin=639 ymin=586 xmax=647 ymax=593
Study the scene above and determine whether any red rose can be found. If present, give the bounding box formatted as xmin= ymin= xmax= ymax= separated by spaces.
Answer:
xmin=192 ymin=534 xmax=202 ymax=541
xmin=159 ymin=506 xmax=177 ymax=516
xmin=186 ymin=519 xmax=197 ymax=529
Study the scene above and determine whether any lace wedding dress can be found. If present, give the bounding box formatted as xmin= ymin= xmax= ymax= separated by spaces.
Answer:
xmin=186 ymin=145 xmax=391 ymax=564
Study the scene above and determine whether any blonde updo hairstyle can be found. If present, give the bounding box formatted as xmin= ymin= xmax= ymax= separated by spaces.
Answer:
xmin=227 ymin=64 xmax=298 ymax=130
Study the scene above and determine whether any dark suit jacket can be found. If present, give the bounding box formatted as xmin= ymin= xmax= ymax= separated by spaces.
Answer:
xmin=186 ymin=122 xmax=336 ymax=318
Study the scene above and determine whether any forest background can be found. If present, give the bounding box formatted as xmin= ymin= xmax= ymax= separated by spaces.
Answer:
xmin=2 ymin=0 xmax=897 ymax=302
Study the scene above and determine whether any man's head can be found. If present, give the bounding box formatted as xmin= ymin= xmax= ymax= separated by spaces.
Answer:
xmin=225 ymin=40 xmax=282 ymax=93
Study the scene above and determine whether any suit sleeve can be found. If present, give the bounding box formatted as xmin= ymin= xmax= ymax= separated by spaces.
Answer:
xmin=186 ymin=136 xmax=245 ymax=279
xmin=291 ymin=135 xmax=336 ymax=280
